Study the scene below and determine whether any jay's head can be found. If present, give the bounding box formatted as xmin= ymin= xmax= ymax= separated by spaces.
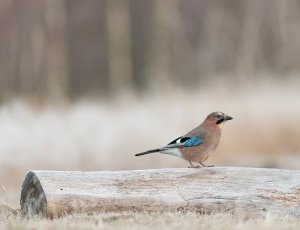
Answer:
xmin=206 ymin=112 xmax=233 ymax=126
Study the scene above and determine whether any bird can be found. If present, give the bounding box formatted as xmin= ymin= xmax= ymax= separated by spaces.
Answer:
xmin=135 ymin=112 xmax=233 ymax=168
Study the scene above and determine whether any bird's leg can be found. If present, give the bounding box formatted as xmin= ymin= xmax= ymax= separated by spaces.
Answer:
xmin=199 ymin=162 xmax=214 ymax=167
xmin=188 ymin=160 xmax=201 ymax=168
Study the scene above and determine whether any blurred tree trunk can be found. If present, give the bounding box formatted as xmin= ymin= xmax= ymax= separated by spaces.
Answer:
xmin=44 ymin=0 xmax=69 ymax=102
xmin=235 ymin=0 xmax=265 ymax=82
xmin=15 ymin=0 xmax=45 ymax=102
xmin=13 ymin=0 xmax=24 ymax=98
xmin=106 ymin=0 xmax=133 ymax=90
xmin=129 ymin=0 xmax=153 ymax=90
xmin=67 ymin=0 xmax=110 ymax=98
xmin=146 ymin=0 xmax=174 ymax=87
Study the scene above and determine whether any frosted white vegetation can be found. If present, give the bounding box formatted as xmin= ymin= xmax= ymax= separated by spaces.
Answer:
xmin=0 ymin=81 xmax=300 ymax=190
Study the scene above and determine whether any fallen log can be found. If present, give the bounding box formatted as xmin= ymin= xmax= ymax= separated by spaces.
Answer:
xmin=20 ymin=167 xmax=300 ymax=218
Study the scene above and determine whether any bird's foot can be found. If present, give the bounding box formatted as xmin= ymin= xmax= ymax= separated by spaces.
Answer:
xmin=188 ymin=166 xmax=201 ymax=168
xmin=188 ymin=160 xmax=201 ymax=168
xmin=199 ymin=162 xmax=214 ymax=167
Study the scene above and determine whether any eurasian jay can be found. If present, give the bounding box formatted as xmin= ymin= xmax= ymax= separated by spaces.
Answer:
xmin=135 ymin=112 xmax=233 ymax=168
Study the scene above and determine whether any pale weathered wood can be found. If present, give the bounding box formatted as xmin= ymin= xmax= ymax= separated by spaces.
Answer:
xmin=20 ymin=167 xmax=300 ymax=218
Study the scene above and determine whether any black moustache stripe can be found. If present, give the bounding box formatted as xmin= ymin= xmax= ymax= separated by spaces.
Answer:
xmin=216 ymin=119 xmax=224 ymax=125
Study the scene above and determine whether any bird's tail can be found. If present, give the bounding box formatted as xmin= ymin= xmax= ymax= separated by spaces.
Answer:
xmin=135 ymin=148 xmax=161 ymax=156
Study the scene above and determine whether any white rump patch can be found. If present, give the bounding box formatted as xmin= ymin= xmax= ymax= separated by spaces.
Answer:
xmin=161 ymin=148 xmax=183 ymax=158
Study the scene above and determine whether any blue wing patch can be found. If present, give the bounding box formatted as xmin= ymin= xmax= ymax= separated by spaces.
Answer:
xmin=183 ymin=137 xmax=203 ymax=147
xmin=168 ymin=136 xmax=203 ymax=147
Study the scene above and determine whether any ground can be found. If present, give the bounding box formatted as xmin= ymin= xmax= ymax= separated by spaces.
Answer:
xmin=1 ymin=204 xmax=300 ymax=230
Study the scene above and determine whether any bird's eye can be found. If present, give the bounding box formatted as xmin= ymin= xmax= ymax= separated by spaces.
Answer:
xmin=216 ymin=115 xmax=222 ymax=119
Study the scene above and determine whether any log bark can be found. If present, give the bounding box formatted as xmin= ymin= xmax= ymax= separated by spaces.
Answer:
xmin=20 ymin=167 xmax=300 ymax=218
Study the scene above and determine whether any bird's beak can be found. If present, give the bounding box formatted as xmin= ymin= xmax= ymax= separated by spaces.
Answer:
xmin=225 ymin=115 xmax=233 ymax=121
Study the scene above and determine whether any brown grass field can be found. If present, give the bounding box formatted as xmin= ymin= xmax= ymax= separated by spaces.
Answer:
xmin=1 ymin=206 xmax=300 ymax=230
xmin=1 ymin=80 xmax=300 ymax=229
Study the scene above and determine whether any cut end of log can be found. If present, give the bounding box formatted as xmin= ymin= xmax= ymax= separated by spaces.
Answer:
xmin=20 ymin=171 xmax=47 ymax=217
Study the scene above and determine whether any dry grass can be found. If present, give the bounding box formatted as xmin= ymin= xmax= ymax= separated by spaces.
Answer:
xmin=1 ymin=205 xmax=300 ymax=230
